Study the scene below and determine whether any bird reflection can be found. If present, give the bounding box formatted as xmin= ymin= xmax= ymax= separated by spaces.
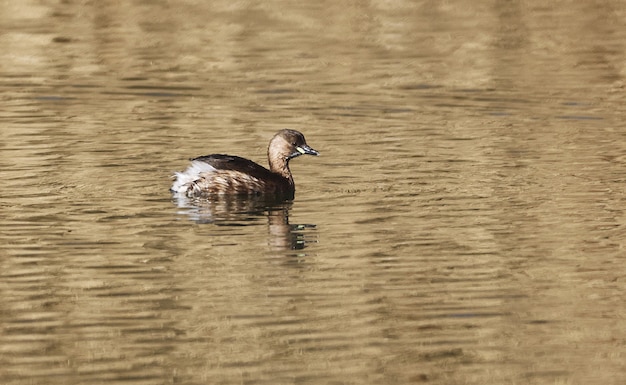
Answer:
xmin=173 ymin=195 xmax=316 ymax=251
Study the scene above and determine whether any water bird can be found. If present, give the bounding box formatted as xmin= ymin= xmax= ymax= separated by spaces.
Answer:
xmin=171 ymin=129 xmax=319 ymax=199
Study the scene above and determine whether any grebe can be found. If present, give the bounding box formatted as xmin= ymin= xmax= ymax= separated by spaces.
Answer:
xmin=171 ymin=129 xmax=319 ymax=199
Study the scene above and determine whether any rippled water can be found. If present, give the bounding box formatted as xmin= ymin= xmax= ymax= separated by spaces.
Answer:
xmin=2 ymin=1 xmax=626 ymax=384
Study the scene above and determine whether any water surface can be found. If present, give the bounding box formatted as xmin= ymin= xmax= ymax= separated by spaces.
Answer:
xmin=1 ymin=1 xmax=626 ymax=384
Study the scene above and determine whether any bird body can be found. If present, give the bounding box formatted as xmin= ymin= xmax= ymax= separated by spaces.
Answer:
xmin=171 ymin=129 xmax=318 ymax=199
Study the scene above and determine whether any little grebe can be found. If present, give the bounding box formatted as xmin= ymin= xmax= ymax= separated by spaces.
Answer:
xmin=171 ymin=129 xmax=319 ymax=199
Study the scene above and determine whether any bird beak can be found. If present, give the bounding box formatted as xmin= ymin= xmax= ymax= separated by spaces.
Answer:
xmin=295 ymin=144 xmax=320 ymax=156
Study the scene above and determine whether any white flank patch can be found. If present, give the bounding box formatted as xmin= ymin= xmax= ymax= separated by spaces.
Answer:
xmin=171 ymin=160 xmax=216 ymax=194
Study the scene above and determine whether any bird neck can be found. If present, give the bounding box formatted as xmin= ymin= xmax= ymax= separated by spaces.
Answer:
xmin=268 ymin=153 xmax=294 ymax=183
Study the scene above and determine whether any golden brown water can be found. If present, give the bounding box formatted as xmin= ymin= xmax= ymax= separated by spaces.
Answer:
xmin=2 ymin=1 xmax=626 ymax=384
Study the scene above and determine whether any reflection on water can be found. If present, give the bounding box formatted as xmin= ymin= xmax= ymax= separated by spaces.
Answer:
xmin=173 ymin=196 xmax=317 ymax=251
xmin=2 ymin=1 xmax=626 ymax=384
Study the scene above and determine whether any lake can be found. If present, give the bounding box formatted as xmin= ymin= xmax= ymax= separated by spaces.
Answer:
xmin=1 ymin=1 xmax=626 ymax=384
